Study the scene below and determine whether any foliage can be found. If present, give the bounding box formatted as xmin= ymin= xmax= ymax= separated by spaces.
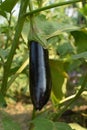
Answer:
xmin=31 ymin=117 xmax=72 ymax=130
xmin=0 ymin=111 xmax=21 ymax=130
xmin=0 ymin=0 xmax=87 ymax=129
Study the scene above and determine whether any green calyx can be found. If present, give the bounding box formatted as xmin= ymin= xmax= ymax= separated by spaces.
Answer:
xmin=28 ymin=16 xmax=48 ymax=49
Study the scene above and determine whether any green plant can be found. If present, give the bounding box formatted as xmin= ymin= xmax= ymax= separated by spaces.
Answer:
xmin=0 ymin=0 xmax=87 ymax=130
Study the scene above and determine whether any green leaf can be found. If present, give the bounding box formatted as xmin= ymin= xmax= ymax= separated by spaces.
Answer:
xmin=32 ymin=118 xmax=72 ymax=130
xmin=32 ymin=117 xmax=53 ymax=130
xmin=71 ymin=31 xmax=87 ymax=53
xmin=1 ymin=111 xmax=21 ymax=130
xmin=46 ymin=25 xmax=81 ymax=40
xmin=66 ymin=60 xmax=82 ymax=72
xmin=22 ymin=21 xmax=30 ymax=42
xmin=22 ymin=14 xmax=81 ymax=43
xmin=55 ymin=122 xmax=72 ymax=130
xmin=0 ymin=0 xmax=18 ymax=13
xmin=50 ymin=59 xmax=67 ymax=101
xmin=36 ymin=16 xmax=58 ymax=36
xmin=35 ymin=15 xmax=81 ymax=37
xmin=0 ymin=49 xmax=9 ymax=61
xmin=71 ymin=51 xmax=87 ymax=60
xmin=57 ymin=42 xmax=75 ymax=56
xmin=0 ymin=9 xmax=7 ymax=18
xmin=81 ymin=4 xmax=87 ymax=16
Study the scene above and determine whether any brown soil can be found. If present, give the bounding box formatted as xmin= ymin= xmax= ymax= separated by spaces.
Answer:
xmin=0 ymin=102 xmax=87 ymax=130
xmin=0 ymin=102 xmax=33 ymax=130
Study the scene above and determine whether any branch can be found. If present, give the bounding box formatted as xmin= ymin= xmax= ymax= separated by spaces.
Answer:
xmin=23 ymin=0 xmax=82 ymax=17
xmin=1 ymin=0 xmax=29 ymax=96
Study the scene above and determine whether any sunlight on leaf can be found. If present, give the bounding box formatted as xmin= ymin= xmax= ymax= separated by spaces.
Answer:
xmin=50 ymin=59 xmax=68 ymax=102
xmin=69 ymin=123 xmax=87 ymax=130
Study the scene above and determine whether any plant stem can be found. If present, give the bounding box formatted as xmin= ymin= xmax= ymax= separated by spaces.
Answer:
xmin=28 ymin=0 xmax=34 ymax=30
xmin=29 ymin=107 xmax=36 ymax=130
xmin=32 ymin=107 xmax=36 ymax=120
xmin=37 ymin=0 xmax=43 ymax=8
xmin=23 ymin=0 xmax=81 ymax=17
xmin=53 ymin=74 xmax=87 ymax=120
xmin=29 ymin=0 xmax=33 ymax=11
xmin=1 ymin=0 xmax=29 ymax=96
xmin=5 ymin=12 xmax=12 ymax=49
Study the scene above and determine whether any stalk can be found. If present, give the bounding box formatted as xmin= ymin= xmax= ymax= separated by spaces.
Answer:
xmin=1 ymin=0 xmax=29 ymax=95
xmin=5 ymin=12 xmax=12 ymax=49
xmin=29 ymin=107 xmax=36 ymax=130
xmin=23 ymin=0 xmax=82 ymax=17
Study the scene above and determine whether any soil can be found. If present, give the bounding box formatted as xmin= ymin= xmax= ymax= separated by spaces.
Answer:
xmin=0 ymin=90 xmax=87 ymax=130
xmin=0 ymin=102 xmax=33 ymax=130
xmin=0 ymin=101 xmax=87 ymax=130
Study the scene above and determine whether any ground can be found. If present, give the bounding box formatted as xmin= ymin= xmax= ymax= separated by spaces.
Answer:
xmin=0 ymin=102 xmax=33 ymax=130
xmin=0 ymin=101 xmax=87 ymax=130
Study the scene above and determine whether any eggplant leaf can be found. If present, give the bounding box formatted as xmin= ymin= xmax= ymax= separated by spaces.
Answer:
xmin=0 ymin=0 xmax=18 ymax=13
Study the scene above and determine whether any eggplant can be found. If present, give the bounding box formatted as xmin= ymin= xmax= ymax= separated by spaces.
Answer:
xmin=29 ymin=41 xmax=52 ymax=110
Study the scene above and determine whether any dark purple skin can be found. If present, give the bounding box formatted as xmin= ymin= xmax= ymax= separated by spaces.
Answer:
xmin=29 ymin=41 xmax=52 ymax=110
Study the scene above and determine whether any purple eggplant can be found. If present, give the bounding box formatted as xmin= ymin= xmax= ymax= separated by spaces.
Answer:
xmin=29 ymin=41 xmax=52 ymax=110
